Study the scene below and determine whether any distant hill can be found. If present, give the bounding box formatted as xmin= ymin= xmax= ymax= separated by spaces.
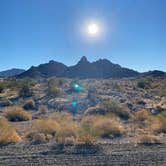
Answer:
xmin=0 ymin=68 xmax=25 ymax=78
xmin=141 ymin=70 xmax=166 ymax=78
xmin=18 ymin=56 xmax=139 ymax=79
xmin=19 ymin=61 xmax=67 ymax=78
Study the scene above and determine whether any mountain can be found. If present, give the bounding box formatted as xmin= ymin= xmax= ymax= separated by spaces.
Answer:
xmin=141 ymin=70 xmax=166 ymax=78
xmin=18 ymin=56 xmax=140 ymax=79
xmin=19 ymin=60 xmax=67 ymax=78
xmin=65 ymin=56 xmax=139 ymax=78
xmin=0 ymin=68 xmax=25 ymax=78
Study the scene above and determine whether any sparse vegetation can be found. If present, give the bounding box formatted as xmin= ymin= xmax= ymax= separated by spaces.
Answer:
xmin=5 ymin=107 xmax=32 ymax=122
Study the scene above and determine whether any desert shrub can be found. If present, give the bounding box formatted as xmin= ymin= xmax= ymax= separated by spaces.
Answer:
xmin=110 ymin=81 xmax=123 ymax=91
xmin=0 ymin=118 xmax=21 ymax=145
xmin=159 ymin=79 xmax=166 ymax=97
xmin=150 ymin=112 xmax=166 ymax=133
xmin=23 ymin=99 xmax=36 ymax=110
xmin=49 ymin=112 xmax=73 ymax=124
xmin=87 ymin=87 xmax=99 ymax=104
xmin=19 ymin=84 xmax=33 ymax=97
xmin=136 ymin=134 xmax=161 ymax=145
xmin=92 ymin=116 xmax=124 ymax=138
xmin=27 ymin=119 xmax=60 ymax=143
xmin=137 ymin=78 xmax=151 ymax=89
xmin=84 ymin=105 xmax=107 ymax=116
xmin=0 ymin=83 xmax=5 ymax=93
xmin=49 ymin=112 xmax=77 ymax=144
xmin=5 ymin=107 xmax=32 ymax=122
xmin=102 ymin=100 xmax=130 ymax=120
xmin=78 ymin=115 xmax=124 ymax=143
xmin=47 ymin=86 xmax=62 ymax=97
xmin=134 ymin=109 xmax=150 ymax=123
xmin=38 ymin=105 xmax=49 ymax=114
xmin=77 ymin=120 xmax=98 ymax=144
xmin=46 ymin=78 xmax=63 ymax=97
xmin=56 ymin=121 xmax=78 ymax=144
xmin=48 ymin=78 xmax=64 ymax=87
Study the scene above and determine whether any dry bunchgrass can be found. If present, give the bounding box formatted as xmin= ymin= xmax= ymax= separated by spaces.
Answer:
xmin=136 ymin=134 xmax=161 ymax=145
xmin=27 ymin=112 xmax=78 ymax=144
xmin=134 ymin=109 xmax=150 ymax=123
xmin=79 ymin=115 xmax=124 ymax=143
xmin=50 ymin=112 xmax=78 ymax=144
xmin=26 ymin=118 xmax=60 ymax=143
xmin=93 ymin=116 xmax=124 ymax=138
xmin=49 ymin=112 xmax=73 ymax=124
xmin=56 ymin=120 xmax=78 ymax=144
xmin=148 ymin=112 xmax=166 ymax=133
xmin=0 ymin=118 xmax=21 ymax=145
xmin=28 ymin=119 xmax=60 ymax=136
xmin=5 ymin=107 xmax=32 ymax=122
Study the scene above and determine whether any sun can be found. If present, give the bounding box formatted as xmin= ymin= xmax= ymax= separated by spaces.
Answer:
xmin=87 ymin=23 xmax=99 ymax=36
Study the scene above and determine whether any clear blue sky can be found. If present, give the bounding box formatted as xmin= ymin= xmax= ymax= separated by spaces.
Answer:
xmin=0 ymin=0 xmax=166 ymax=72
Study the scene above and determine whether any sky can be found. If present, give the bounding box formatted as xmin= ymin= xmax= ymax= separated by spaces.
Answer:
xmin=0 ymin=0 xmax=166 ymax=72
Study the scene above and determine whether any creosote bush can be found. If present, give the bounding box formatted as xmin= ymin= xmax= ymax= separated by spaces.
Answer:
xmin=23 ymin=99 xmax=36 ymax=110
xmin=102 ymin=100 xmax=130 ymax=120
xmin=19 ymin=84 xmax=33 ymax=98
xmin=0 ymin=118 xmax=21 ymax=145
xmin=5 ymin=107 xmax=32 ymax=122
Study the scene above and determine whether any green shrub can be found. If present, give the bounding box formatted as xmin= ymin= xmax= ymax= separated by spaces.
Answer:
xmin=23 ymin=100 xmax=36 ymax=110
xmin=19 ymin=84 xmax=33 ymax=97
xmin=0 ymin=83 xmax=5 ymax=93
xmin=102 ymin=100 xmax=130 ymax=120
xmin=137 ymin=78 xmax=151 ymax=89
xmin=47 ymin=86 xmax=62 ymax=97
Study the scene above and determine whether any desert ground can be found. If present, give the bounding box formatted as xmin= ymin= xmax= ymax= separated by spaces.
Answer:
xmin=0 ymin=75 xmax=166 ymax=165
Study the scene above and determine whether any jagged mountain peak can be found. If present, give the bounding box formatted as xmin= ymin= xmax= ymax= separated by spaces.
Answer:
xmin=18 ymin=57 xmax=140 ymax=79
xmin=77 ymin=56 xmax=90 ymax=64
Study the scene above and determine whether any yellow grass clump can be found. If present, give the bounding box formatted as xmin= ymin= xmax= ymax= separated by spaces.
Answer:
xmin=5 ymin=107 xmax=32 ymax=122
xmin=0 ymin=118 xmax=21 ymax=145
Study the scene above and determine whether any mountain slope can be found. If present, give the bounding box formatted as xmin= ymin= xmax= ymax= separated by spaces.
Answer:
xmin=18 ymin=56 xmax=139 ymax=79
xmin=19 ymin=60 xmax=67 ymax=78
xmin=0 ymin=68 xmax=25 ymax=78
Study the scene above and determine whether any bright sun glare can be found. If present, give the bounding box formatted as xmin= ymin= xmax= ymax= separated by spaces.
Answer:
xmin=87 ymin=23 xmax=99 ymax=36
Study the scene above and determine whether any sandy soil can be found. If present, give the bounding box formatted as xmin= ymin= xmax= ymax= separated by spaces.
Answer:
xmin=0 ymin=143 xmax=166 ymax=166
